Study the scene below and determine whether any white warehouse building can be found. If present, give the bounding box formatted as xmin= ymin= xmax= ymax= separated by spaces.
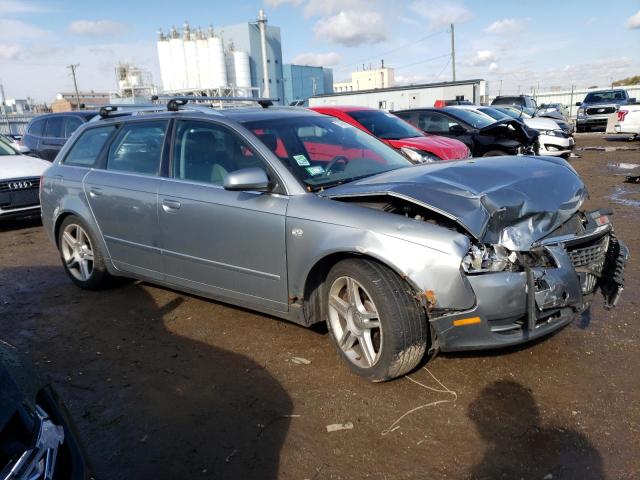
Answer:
xmin=156 ymin=11 xmax=284 ymax=101
xmin=310 ymin=79 xmax=488 ymax=110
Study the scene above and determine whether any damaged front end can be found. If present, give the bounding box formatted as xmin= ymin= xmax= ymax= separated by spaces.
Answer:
xmin=436 ymin=209 xmax=628 ymax=351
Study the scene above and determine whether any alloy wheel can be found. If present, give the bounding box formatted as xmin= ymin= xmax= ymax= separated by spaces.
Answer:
xmin=60 ymin=224 xmax=95 ymax=282
xmin=327 ymin=276 xmax=382 ymax=368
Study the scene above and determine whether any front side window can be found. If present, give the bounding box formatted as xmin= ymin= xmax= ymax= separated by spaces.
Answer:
xmin=64 ymin=117 xmax=84 ymax=138
xmin=63 ymin=126 xmax=116 ymax=167
xmin=44 ymin=117 xmax=64 ymax=138
xmin=28 ymin=118 xmax=45 ymax=136
xmin=243 ymin=116 xmax=411 ymax=190
xmin=348 ymin=110 xmax=422 ymax=140
xmin=107 ymin=121 xmax=167 ymax=175
xmin=172 ymin=120 xmax=264 ymax=185
xmin=443 ymin=108 xmax=493 ymax=129
xmin=418 ymin=112 xmax=456 ymax=133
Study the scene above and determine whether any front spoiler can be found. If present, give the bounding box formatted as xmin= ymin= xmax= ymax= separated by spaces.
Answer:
xmin=430 ymin=235 xmax=628 ymax=352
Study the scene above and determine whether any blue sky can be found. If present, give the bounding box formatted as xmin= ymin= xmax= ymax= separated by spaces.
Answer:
xmin=1 ymin=0 xmax=639 ymax=101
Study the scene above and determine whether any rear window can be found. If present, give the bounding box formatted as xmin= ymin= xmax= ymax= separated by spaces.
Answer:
xmin=63 ymin=126 xmax=116 ymax=167
xmin=28 ymin=118 xmax=46 ymax=136
xmin=64 ymin=117 xmax=84 ymax=138
xmin=348 ymin=110 xmax=422 ymax=140
xmin=106 ymin=121 xmax=167 ymax=175
xmin=44 ymin=117 xmax=64 ymax=138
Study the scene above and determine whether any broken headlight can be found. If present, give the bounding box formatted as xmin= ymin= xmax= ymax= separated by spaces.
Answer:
xmin=400 ymin=147 xmax=440 ymax=163
xmin=462 ymin=244 xmax=519 ymax=273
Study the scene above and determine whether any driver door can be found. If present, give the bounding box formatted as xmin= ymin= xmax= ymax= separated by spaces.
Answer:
xmin=158 ymin=119 xmax=289 ymax=312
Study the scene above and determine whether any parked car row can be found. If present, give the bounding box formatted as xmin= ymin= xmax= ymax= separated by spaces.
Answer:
xmin=27 ymin=96 xmax=627 ymax=384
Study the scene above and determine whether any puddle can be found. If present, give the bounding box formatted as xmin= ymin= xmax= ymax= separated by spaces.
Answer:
xmin=578 ymin=146 xmax=640 ymax=152
xmin=608 ymin=185 xmax=640 ymax=208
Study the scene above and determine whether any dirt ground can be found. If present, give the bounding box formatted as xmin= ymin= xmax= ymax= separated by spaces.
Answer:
xmin=1 ymin=133 xmax=638 ymax=480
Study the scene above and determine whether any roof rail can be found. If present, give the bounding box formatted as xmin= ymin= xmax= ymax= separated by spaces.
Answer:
xmin=98 ymin=104 xmax=168 ymax=118
xmin=151 ymin=95 xmax=279 ymax=110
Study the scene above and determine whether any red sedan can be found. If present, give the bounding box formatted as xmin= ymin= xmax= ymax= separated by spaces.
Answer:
xmin=309 ymin=105 xmax=470 ymax=162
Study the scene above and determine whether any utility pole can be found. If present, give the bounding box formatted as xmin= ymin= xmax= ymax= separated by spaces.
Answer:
xmin=67 ymin=64 xmax=81 ymax=110
xmin=450 ymin=24 xmax=456 ymax=82
xmin=257 ymin=9 xmax=270 ymax=98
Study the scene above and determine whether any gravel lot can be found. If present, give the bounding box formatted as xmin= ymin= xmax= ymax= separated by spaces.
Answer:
xmin=1 ymin=133 xmax=638 ymax=479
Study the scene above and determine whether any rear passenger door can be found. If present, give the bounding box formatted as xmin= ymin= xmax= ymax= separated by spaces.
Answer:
xmin=158 ymin=119 xmax=289 ymax=312
xmin=83 ymin=120 xmax=168 ymax=280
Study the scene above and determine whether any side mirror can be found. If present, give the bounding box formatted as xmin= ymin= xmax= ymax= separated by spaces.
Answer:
xmin=449 ymin=124 xmax=466 ymax=134
xmin=575 ymin=102 xmax=582 ymax=107
xmin=16 ymin=144 xmax=31 ymax=154
xmin=223 ymin=167 xmax=270 ymax=192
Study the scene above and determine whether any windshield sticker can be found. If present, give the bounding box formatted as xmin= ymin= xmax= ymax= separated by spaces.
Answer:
xmin=305 ymin=166 xmax=325 ymax=176
xmin=294 ymin=154 xmax=310 ymax=166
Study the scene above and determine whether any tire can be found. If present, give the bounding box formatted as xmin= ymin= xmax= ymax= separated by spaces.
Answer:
xmin=57 ymin=215 xmax=111 ymax=290
xmin=482 ymin=150 xmax=509 ymax=157
xmin=325 ymin=258 xmax=428 ymax=382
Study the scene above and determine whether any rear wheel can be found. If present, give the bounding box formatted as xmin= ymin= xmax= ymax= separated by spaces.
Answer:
xmin=482 ymin=150 xmax=509 ymax=157
xmin=325 ymin=259 xmax=428 ymax=382
xmin=58 ymin=216 xmax=111 ymax=289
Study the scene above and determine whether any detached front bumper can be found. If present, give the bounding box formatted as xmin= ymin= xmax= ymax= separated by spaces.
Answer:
xmin=431 ymin=227 xmax=628 ymax=352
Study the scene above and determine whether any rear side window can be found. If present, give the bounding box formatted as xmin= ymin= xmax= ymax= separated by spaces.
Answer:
xmin=64 ymin=117 xmax=84 ymax=138
xmin=63 ymin=126 xmax=116 ymax=167
xmin=44 ymin=117 xmax=64 ymax=138
xmin=28 ymin=118 xmax=45 ymax=136
xmin=107 ymin=121 xmax=167 ymax=175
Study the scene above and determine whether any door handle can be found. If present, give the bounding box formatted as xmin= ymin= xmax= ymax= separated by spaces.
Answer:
xmin=88 ymin=187 xmax=103 ymax=197
xmin=162 ymin=199 xmax=181 ymax=212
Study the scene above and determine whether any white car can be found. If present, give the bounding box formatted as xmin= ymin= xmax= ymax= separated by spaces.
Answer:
xmin=450 ymin=105 xmax=575 ymax=158
xmin=609 ymin=105 xmax=640 ymax=138
xmin=0 ymin=139 xmax=49 ymax=220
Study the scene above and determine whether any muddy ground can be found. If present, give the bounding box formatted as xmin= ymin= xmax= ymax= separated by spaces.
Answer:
xmin=1 ymin=133 xmax=638 ymax=479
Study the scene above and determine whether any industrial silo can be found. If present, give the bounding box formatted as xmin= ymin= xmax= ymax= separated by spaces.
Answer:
xmin=208 ymin=34 xmax=227 ymax=89
xmin=183 ymin=22 xmax=199 ymax=89
xmin=233 ymin=50 xmax=251 ymax=96
xmin=169 ymin=26 xmax=186 ymax=90
xmin=196 ymin=28 xmax=211 ymax=89
xmin=156 ymin=30 xmax=172 ymax=92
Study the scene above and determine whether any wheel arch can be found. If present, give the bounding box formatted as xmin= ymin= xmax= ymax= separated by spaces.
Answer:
xmin=301 ymin=250 xmax=424 ymax=327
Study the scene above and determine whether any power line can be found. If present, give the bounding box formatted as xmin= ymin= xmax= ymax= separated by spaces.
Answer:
xmin=332 ymin=28 xmax=448 ymax=72
xmin=393 ymin=53 xmax=451 ymax=71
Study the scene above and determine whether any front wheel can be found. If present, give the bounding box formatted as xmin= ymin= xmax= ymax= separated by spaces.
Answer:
xmin=58 ymin=216 xmax=112 ymax=289
xmin=325 ymin=259 xmax=428 ymax=382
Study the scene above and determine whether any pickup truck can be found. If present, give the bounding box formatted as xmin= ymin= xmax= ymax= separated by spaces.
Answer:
xmin=608 ymin=104 xmax=640 ymax=138
xmin=576 ymin=89 xmax=636 ymax=132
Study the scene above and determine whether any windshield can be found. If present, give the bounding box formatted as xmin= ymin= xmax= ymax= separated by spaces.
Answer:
xmin=443 ymin=108 xmax=495 ymax=128
xmin=492 ymin=97 xmax=523 ymax=106
xmin=0 ymin=138 xmax=18 ymax=155
xmin=477 ymin=107 xmax=511 ymax=121
xmin=348 ymin=110 xmax=423 ymax=140
xmin=243 ymin=116 xmax=412 ymax=190
xmin=583 ymin=90 xmax=626 ymax=103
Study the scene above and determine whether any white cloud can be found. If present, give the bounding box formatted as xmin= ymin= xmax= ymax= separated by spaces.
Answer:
xmin=0 ymin=18 xmax=47 ymax=41
xmin=303 ymin=0 xmax=370 ymax=17
xmin=469 ymin=50 xmax=496 ymax=66
xmin=409 ymin=0 xmax=471 ymax=28
xmin=626 ymin=10 xmax=640 ymax=29
xmin=68 ymin=20 xmax=128 ymax=37
xmin=292 ymin=52 xmax=341 ymax=66
xmin=0 ymin=43 xmax=20 ymax=60
xmin=0 ymin=0 xmax=48 ymax=14
xmin=485 ymin=18 xmax=522 ymax=34
xmin=264 ymin=0 xmax=303 ymax=7
xmin=488 ymin=62 xmax=498 ymax=72
xmin=314 ymin=10 xmax=387 ymax=47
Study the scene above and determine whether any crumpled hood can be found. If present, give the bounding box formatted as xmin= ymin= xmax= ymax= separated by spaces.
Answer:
xmin=0 ymin=340 xmax=43 ymax=429
xmin=387 ymin=135 xmax=469 ymax=160
xmin=321 ymin=155 xmax=587 ymax=251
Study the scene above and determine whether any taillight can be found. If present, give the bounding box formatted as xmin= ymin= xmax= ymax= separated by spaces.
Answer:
xmin=617 ymin=110 xmax=628 ymax=122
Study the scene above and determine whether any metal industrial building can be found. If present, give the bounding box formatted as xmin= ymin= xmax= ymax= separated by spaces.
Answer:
xmin=309 ymin=79 xmax=488 ymax=110
xmin=282 ymin=64 xmax=333 ymax=106
xmin=156 ymin=10 xmax=284 ymax=102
